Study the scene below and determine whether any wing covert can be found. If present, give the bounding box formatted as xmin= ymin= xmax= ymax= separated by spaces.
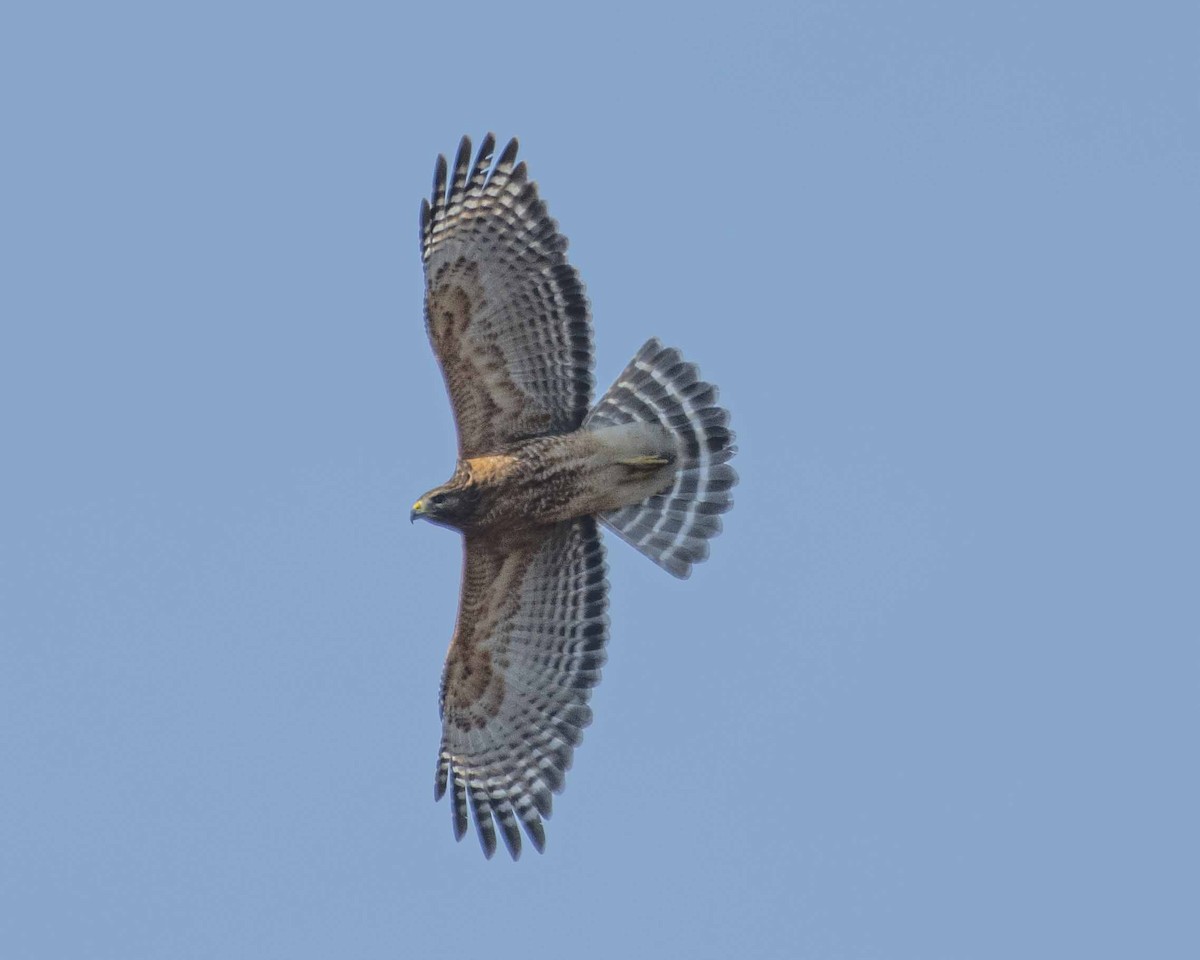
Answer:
xmin=422 ymin=134 xmax=595 ymax=457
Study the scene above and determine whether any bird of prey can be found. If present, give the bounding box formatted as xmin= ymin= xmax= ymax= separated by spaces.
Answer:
xmin=412 ymin=134 xmax=737 ymax=859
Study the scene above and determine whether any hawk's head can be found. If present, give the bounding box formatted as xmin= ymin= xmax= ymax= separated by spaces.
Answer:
xmin=410 ymin=481 xmax=479 ymax=530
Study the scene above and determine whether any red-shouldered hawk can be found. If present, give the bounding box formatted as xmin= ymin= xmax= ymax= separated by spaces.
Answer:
xmin=412 ymin=135 xmax=737 ymax=858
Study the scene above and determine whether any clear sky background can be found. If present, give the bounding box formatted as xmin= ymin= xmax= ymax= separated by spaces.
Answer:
xmin=2 ymin=2 xmax=1197 ymax=958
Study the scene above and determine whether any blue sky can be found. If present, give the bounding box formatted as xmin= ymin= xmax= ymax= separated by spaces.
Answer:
xmin=2 ymin=1 xmax=1197 ymax=957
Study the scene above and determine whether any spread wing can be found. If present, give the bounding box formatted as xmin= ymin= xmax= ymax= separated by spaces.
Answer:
xmin=434 ymin=517 xmax=608 ymax=859
xmin=421 ymin=134 xmax=595 ymax=458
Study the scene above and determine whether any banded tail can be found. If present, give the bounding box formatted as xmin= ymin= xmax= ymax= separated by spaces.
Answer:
xmin=585 ymin=338 xmax=737 ymax=578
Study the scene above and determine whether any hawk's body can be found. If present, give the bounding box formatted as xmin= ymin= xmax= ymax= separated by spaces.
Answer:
xmin=413 ymin=135 xmax=737 ymax=858
xmin=430 ymin=428 xmax=677 ymax=535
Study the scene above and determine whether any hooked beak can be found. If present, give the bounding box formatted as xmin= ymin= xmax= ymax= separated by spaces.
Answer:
xmin=410 ymin=499 xmax=425 ymax=524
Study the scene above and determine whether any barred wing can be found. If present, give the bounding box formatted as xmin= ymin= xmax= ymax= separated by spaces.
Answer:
xmin=422 ymin=134 xmax=594 ymax=458
xmin=435 ymin=518 xmax=609 ymax=858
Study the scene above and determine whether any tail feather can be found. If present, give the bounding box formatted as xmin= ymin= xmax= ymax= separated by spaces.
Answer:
xmin=585 ymin=338 xmax=737 ymax=578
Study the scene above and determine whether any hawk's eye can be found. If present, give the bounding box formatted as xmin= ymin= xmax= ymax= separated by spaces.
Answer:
xmin=430 ymin=493 xmax=448 ymax=507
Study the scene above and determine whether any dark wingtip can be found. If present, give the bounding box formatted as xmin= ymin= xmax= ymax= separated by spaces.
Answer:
xmin=451 ymin=779 xmax=468 ymax=841
xmin=498 ymin=137 xmax=519 ymax=169
xmin=431 ymin=153 xmax=448 ymax=205
xmin=525 ymin=819 xmax=546 ymax=854
xmin=454 ymin=134 xmax=472 ymax=166
xmin=478 ymin=822 xmax=497 ymax=860
xmin=500 ymin=823 xmax=522 ymax=861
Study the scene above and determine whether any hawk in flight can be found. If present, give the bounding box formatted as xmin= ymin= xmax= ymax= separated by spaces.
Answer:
xmin=412 ymin=134 xmax=737 ymax=858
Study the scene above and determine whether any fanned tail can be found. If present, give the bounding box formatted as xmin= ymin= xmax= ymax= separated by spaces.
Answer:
xmin=585 ymin=339 xmax=737 ymax=578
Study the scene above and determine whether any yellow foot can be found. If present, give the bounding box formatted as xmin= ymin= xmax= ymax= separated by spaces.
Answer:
xmin=619 ymin=454 xmax=674 ymax=471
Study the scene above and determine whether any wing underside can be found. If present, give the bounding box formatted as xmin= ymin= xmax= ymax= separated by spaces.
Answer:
xmin=422 ymin=135 xmax=595 ymax=457
xmin=435 ymin=517 xmax=609 ymax=858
